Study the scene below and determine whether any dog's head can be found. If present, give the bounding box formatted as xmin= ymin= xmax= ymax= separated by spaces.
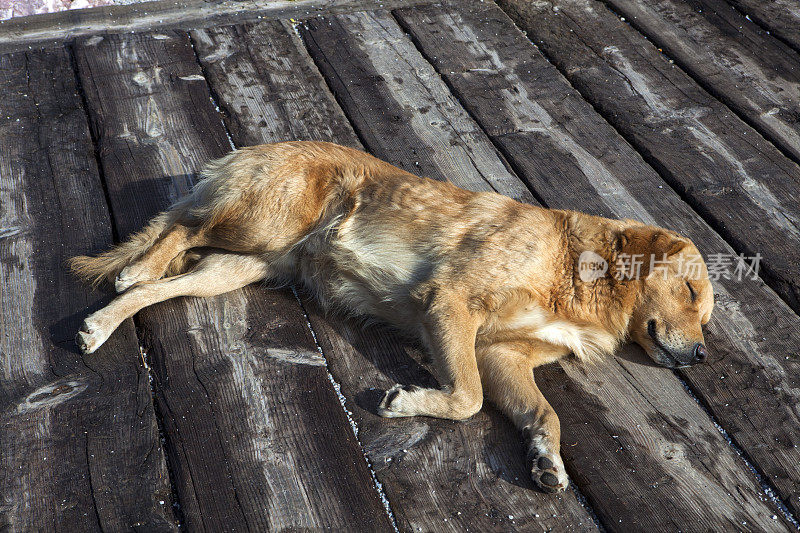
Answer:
xmin=617 ymin=225 xmax=714 ymax=368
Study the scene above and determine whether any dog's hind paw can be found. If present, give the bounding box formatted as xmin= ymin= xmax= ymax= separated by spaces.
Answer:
xmin=527 ymin=444 xmax=569 ymax=493
xmin=115 ymin=265 xmax=142 ymax=293
xmin=376 ymin=384 xmax=420 ymax=418
xmin=75 ymin=318 xmax=111 ymax=355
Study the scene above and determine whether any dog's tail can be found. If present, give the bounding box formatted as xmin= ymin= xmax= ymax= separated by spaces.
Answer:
xmin=69 ymin=152 xmax=245 ymax=288
xmin=69 ymin=209 xmax=191 ymax=288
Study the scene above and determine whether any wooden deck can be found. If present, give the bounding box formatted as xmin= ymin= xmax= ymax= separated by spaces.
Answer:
xmin=1 ymin=0 xmax=799 ymax=530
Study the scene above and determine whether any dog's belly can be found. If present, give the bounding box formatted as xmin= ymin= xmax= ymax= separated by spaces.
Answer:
xmin=300 ymin=217 xmax=431 ymax=327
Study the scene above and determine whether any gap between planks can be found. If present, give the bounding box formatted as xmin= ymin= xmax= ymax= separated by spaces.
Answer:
xmin=289 ymin=286 xmax=402 ymax=533
xmin=722 ymin=0 xmax=800 ymax=54
xmin=67 ymin=40 xmax=187 ymax=528
xmin=185 ymin=28 xmax=401 ymax=529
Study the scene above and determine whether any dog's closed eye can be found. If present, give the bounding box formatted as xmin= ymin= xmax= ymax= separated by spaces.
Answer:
xmin=686 ymin=281 xmax=696 ymax=303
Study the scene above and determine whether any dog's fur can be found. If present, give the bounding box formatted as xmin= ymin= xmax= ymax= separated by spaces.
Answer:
xmin=71 ymin=141 xmax=714 ymax=492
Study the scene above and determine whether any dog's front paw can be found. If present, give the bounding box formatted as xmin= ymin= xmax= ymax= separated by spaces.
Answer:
xmin=75 ymin=317 xmax=111 ymax=355
xmin=527 ymin=443 xmax=569 ymax=493
xmin=377 ymin=384 xmax=420 ymax=418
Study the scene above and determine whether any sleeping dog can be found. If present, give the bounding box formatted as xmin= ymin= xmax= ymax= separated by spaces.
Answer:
xmin=72 ymin=141 xmax=713 ymax=493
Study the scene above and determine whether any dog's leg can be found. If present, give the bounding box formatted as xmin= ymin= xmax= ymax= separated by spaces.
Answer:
xmin=115 ymin=223 xmax=203 ymax=293
xmin=77 ymin=252 xmax=270 ymax=354
xmin=478 ymin=344 xmax=569 ymax=493
xmin=378 ymin=293 xmax=483 ymax=420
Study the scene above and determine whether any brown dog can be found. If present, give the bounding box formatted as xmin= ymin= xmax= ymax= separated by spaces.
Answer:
xmin=71 ymin=141 xmax=714 ymax=493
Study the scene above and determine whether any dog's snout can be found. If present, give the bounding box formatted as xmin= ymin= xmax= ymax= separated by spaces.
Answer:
xmin=693 ymin=343 xmax=708 ymax=364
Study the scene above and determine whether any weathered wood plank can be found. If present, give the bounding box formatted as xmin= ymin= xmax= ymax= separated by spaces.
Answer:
xmin=724 ymin=0 xmax=800 ymax=52
xmin=0 ymin=0 xmax=437 ymax=54
xmin=592 ymin=0 xmax=800 ymax=165
xmin=193 ymin=19 xmax=597 ymax=531
xmin=396 ymin=0 xmax=800 ymax=519
xmin=494 ymin=0 xmax=800 ymax=313
xmin=73 ymin=30 xmax=393 ymax=532
xmin=0 ymin=48 xmax=175 ymax=532
xmin=190 ymin=23 xmax=363 ymax=149
xmin=300 ymin=9 xmax=793 ymax=531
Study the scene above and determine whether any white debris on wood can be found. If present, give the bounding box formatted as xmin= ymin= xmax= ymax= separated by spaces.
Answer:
xmin=291 ymin=286 xmax=400 ymax=533
xmin=678 ymin=374 xmax=799 ymax=529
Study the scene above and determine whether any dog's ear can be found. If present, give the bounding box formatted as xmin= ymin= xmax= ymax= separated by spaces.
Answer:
xmin=615 ymin=226 xmax=688 ymax=278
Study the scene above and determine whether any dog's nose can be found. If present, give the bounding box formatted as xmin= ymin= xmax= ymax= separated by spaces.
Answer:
xmin=693 ymin=343 xmax=708 ymax=363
